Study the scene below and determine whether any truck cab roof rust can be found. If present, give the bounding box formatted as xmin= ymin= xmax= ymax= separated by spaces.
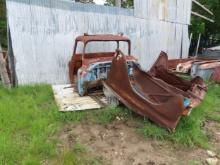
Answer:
xmin=69 ymin=34 xmax=134 ymax=84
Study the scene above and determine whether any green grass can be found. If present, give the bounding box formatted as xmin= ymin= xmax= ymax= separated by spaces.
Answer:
xmin=139 ymin=84 xmax=220 ymax=148
xmin=50 ymin=143 xmax=102 ymax=165
xmin=0 ymin=85 xmax=58 ymax=165
xmin=0 ymin=84 xmax=124 ymax=164
xmin=0 ymin=84 xmax=220 ymax=164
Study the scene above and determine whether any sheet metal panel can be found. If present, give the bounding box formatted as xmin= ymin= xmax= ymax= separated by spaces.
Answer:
xmin=134 ymin=0 xmax=192 ymax=24
xmin=7 ymin=0 xmax=191 ymax=84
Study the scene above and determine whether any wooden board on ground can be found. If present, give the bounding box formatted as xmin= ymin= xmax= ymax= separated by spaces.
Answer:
xmin=52 ymin=84 xmax=107 ymax=112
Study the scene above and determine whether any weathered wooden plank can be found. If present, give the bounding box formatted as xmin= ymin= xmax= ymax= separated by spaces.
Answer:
xmin=0 ymin=45 xmax=11 ymax=88
xmin=52 ymin=84 xmax=107 ymax=112
xmin=192 ymin=0 xmax=213 ymax=15
xmin=191 ymin=11 xmax=214 ymax=23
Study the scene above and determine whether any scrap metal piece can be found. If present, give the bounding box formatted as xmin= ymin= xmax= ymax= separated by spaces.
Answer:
xmin=176 ymin=61 xmax=195 ymax=73
xmin=191 ymin=61 xmax=220 ymax=81
xmin=149 ymin=52 xmax=207 ymax=114
xmin=168 ymin=58 xmax=193 ymax=70
xmin=103 ymin=50 xmax=185 ymax=130
xmin=211 ymin=66 xmax=220 ymax=83
xmin=68 ymin=34 xmax=137 ymax=96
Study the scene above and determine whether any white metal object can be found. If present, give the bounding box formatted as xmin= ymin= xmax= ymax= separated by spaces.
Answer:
xmin=207 ymin=46 xmax=220 ymax=51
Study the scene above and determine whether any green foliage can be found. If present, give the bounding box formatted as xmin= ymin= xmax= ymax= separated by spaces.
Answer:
xmin=190 ymin=0 xmax=220 ymax=48
xmin=105 ymin=0 xmax=133 ymax=8
xmin=105 ymin=0 xmax=220 ymax=48
xmin=0 ymin=0 xmax=6 ymax=48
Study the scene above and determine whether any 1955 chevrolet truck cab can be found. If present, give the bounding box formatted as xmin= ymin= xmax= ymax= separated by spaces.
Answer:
xmin=68 ymin=34 xmax=138 ymax=96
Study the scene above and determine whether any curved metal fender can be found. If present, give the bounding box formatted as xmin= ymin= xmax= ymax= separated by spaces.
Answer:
xmin=103 ymin=51 xmax=185 ymax=130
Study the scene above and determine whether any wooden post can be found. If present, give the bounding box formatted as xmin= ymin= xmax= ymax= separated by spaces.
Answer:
xmin=192 ymin=0 xmax=213 ymax=15
xmin=195 ymin=33 xmax=201 ymax=58
xmin=0 ymin=44 xmax=11 ymax=88
xmin=189 ymin=33 xmax=193 ymax=48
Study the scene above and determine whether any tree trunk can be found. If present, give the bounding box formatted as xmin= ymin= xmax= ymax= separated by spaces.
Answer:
xmin=0 ymin=45 xmax=11 ymax=88
xmin=115 ymin=0 xmax=121 ymax=7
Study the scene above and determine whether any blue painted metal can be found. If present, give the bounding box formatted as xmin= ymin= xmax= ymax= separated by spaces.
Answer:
xmin=77 ymin=60 xmax=137 ymax=96
xmin=183 ymin=98 xmax=190 ymax=108
xmin=191 ymin=63 xmax=214 ymax=80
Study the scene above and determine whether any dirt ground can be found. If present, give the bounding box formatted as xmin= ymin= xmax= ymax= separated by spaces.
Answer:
xmin=56 ymin=119 xmax=220 ymax=165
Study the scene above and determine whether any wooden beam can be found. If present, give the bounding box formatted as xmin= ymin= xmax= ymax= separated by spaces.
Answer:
xmin=192 ymin=0 xmax=213 ymax=15
xmin=191 ymin=11 xmax=214 ymax=23
xmin=0 ymin=45 xmax=11 ymax=88
xmin=195 ymin=33 xmax=201 ymax=57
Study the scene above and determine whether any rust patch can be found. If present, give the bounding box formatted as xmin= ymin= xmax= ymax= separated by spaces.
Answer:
xmin=149 ymin=52 xmax=207 ymax=115
xmin=211 ymin=66 xmax=220 ymax=83
xmin=103 ymin=50 xmax=185 ymax=130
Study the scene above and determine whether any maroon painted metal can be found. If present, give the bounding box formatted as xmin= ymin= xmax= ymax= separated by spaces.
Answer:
xmin=103 ymin=50 xmax=185 ymax=130
xmin=149 ymin=52 xmax=207 ymax=115
xmin=168 ymin=58 xmax=194 ymax=70
xmin=211 ymin=66 xmax=220 ymax=83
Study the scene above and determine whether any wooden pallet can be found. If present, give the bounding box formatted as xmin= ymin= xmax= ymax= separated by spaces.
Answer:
xmin=52 ymin=84 xmax=107 ymax=112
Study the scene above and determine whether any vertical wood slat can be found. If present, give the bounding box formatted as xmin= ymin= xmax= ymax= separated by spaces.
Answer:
xmin=0 ymin=45 xmax=11 ymax=88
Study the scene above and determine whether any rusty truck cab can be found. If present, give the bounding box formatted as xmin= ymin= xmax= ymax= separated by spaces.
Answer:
xmin=68 ymin=34 xmax=131 ymax=84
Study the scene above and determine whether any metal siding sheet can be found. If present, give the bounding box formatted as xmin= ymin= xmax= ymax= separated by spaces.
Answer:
xmin=7 ymin=0 xmax=192 ymax=84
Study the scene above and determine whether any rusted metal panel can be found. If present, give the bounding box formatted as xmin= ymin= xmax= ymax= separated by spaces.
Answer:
xmin=191 ymin=61 xmax=220 ymax=81
xmin=149 ymin=52 xmax=207 ymax=115
xmin=76 ymin=34 xmax=131 ymax=43
xmin=103 ymin=50 xmax=186 ymax=130
xmin=211 ymin=66 xmax=220 ymax=83
xmin=69 ymin=34 xmax=137 ymax=96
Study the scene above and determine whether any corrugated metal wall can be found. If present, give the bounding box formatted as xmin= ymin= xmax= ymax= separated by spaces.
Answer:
xmin=6 ymin=0 xmax=192 ymax=84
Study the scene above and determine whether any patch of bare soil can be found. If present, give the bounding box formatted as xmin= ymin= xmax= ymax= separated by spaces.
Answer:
xmin=204 ymin=120 xmax=220 ymax=153
xmin=57 ymin=120 xmax=211 ymax=165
